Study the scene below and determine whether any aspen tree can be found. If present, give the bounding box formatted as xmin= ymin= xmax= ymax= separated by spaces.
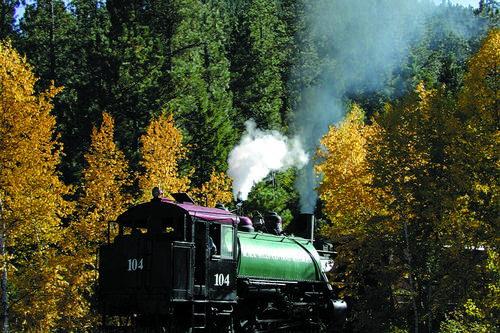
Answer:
xmin=139 ymin=113 xmax=192 ymax=201
xmin=445 ymin=27 xmax=500 ymax=329
xmin=315 ymin=105 xmax=397 ymax=331
xmin=78 ymin=112 xmax=133 ymax=243
xmin=55 ymin=112 xmax=135 ymax=329
xmin=315 ymin=105 xmax=387 ymax=239
xmin=190 ymin=169 xmax=233 ymax=208
xmin=0 ymin=41 xmax=72 ymax=331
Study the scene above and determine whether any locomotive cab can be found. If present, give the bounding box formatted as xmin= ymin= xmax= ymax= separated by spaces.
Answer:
xmin=98 ymin=189 xmax=239 ymax=330
xmin=200 ymin=221 xmax=237 ymax=301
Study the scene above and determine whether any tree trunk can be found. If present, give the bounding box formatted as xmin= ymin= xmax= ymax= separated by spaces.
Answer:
xmin=0 ymin=194 xmax=8 ymax=333
xmin=401 ymin=203 xmax=418 ymax=333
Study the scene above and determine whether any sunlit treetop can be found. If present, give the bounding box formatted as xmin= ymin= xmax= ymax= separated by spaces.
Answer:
xmin=460 ymin=28 xmax=500 ymax=126
xmin=139 ymin=112 xmax=193 ymax=201
xmin=77 ymin=112 xmax=133 ymax=243
xmin=190 ymin=169 xmax=233 ymax=208
xmin=315 ymin=105 xmax=387 ymax=239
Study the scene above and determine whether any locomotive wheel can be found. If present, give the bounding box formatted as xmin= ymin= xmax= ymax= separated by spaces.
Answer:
xmin=233 ymin=311 xmax=256 ymax=333
xmin=207 ymin=312 xmax=232 ymax=333
xmin=233 ymin=310 xmax=296 ymax=333
xmin=234 ymin=316 xmax=256 ymax=333
xmin=233 ymin=312 xmax=328 ymax=333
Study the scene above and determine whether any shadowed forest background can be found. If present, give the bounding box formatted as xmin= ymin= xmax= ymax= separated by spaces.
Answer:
xmin=0 ymin=0 xmax=499 ymax=331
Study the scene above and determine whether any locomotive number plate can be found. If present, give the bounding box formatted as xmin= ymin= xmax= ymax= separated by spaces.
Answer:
xmin=128 ymin=258 xmax=144 ymax=271
xmin=214 ymin=273 xmax=230 ymax=286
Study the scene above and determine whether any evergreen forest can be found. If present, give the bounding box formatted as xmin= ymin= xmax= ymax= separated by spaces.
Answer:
xmin=0 ymin=0 xmax=499 ymax=331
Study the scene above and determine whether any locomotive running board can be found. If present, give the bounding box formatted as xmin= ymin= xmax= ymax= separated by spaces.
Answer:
xmin=246 ymin=279 xmax=298 ymax=286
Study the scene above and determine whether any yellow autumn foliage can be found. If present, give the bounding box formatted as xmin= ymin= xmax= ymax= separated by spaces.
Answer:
xmin=139 ymin=113 xmax=193 ymax=201
xmin=461 ymin=28 xmax=500 ymax=126
xmin=78 ymin=112 xmax=133 ymax=243
xmin=315 ymin=105 xmax=387 ymax=239
xmin=445 ymin=28 xmax=500 ymax=328
xmin=190 ymin=169 xmax=233 ymax=207
xmin=51 ymin=112 xmax=136 ymax=329
xmin=0 ymin=41 xmax=74 ymax=330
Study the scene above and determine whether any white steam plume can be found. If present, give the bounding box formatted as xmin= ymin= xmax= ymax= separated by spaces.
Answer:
xmin=227 ymin=119 xmax=308 ymax=201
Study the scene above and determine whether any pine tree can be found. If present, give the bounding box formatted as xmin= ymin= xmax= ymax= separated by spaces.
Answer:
xmin=17 ymin=0 xmax=108 ymax=184
xmin=167 ymin=0 xmax=235 ymax=187
xmin=104 ymin=0 xmax=179 ymax=171
xmin=18 ymin=0 xmax=76 ymax=90
xmin=0 ymin=0 xmax=20 ymax=40
xmin=229 ymin=0 xmax=287 ymax=131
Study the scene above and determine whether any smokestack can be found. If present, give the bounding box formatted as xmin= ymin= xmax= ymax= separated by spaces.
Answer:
xmin=286 ymin=213 xmax=315 ymax=241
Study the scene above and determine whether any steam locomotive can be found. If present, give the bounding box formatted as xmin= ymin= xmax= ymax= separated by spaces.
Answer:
xmin=98 ymin=188 xmax=347 ymax=332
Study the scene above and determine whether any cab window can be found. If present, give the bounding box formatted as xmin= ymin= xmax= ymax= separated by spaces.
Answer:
xmin=208 ymin=224 xmax=220 ymax=256
xmin=220 ymin=225 xmax=234 ymax=259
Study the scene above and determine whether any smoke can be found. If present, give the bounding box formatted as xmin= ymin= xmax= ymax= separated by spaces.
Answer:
xmin=293 ymin=88 xmax=343 ymax=213
xmin=228 ymin=0 xmax=471 ymax=213
xmin=227 ymin=119 xmax=308 ymax=201
xmin=292 ymin=0 xmax=434 ymax=213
